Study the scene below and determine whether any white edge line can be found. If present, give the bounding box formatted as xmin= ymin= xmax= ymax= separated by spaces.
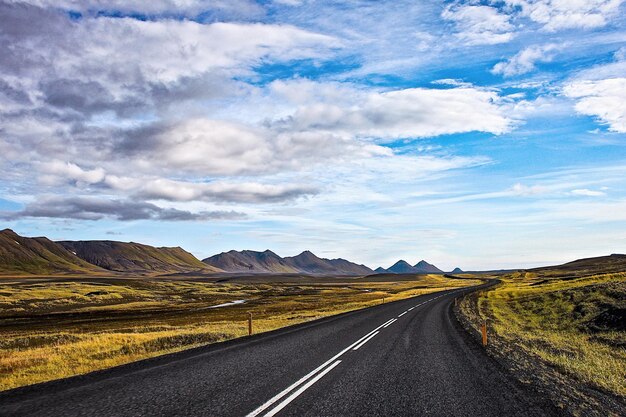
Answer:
xmin=263 ymin=361 xmax=342 ymax=417
xmin=352 ymin=331 xmax=379 ymax=351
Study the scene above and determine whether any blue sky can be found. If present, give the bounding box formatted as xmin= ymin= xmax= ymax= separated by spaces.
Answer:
xmin=1 ymin=0 xmax=625 ymax=270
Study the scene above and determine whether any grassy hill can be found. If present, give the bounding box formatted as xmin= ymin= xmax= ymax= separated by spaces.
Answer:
xmin=458 ymin=255 xmax=626 ymax=416
xmin=532 ymin=253 xmax=626 ymax=276
xmin=59 ymin=240 xmax=222 ymax=274
xmin=0 ymin=229 xmax=104 ymax=275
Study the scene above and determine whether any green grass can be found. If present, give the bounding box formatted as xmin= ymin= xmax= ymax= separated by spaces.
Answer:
xmin=459 ymin=271 xmax=626 ymax=397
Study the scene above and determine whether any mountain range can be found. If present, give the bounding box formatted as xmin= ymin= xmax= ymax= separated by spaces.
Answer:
xmin=3 ymin=229 xmax=619 ymax=278
xmin=0 ymin=229 xmax=374 ymax=276
xmin=375 ymin=260 xmax=444 ymax=274
xmin=202 ymin=249 xmax=373 ymax=275
xmin=0 ymin=228 xmax=458 ymax=276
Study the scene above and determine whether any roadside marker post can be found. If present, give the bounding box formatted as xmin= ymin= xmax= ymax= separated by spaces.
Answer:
xmin=248 ymin=312 xmax=253 ymax=336
xmin=481 ymin=321 xmax=487 ymax=347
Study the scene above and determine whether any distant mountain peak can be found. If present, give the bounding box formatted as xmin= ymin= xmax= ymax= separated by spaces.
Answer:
xmin=1 ymin=228 xmax=19 ymax=238
xmin=384 ymin=259 xmax=443 ymax=274
xmin=413 ymin=260 xmax=443 ymax=273
xmin=387 ymin=260 xmax=416 ymax=274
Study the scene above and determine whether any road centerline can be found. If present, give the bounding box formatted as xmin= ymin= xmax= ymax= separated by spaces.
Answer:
xmin=352 ymin=331 xmax=379 ymax=351
xmin=245 ymin=313 xmax=407 ymax=417
xmin=383 ymin=318 xmax=397 ymax=328
xmin=262 ymin=361 xmax=343 ymax=417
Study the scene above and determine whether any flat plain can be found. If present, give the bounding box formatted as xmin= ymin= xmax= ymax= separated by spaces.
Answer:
xmin=0 ymin=273 xmax=479 ymax=391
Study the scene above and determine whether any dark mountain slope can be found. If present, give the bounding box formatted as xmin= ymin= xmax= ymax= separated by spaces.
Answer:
xmin=0 ymin=229 xmax=104 ymax=274
xmin=384 ymin=259 xmax=444 ymax=274
xmin=202 ymin=250 xmax=298 ymax=273
xmin=204 ymin=249 xmax=373 ymax=275
xmin=283 ymin=250 xmax=337 ymax=274
xmin=414 ymin=260 xmax=443 ymax=273
xmin=387 ymin=260 xmax=416 ymax=274
xmin=59 ymin=240 xmax=222 ymax=274
xmin=325 ymin=258 xmax=373 ymax=275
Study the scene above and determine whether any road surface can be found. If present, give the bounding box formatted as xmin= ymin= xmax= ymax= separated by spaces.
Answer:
xmin=0 ymin=282 xmax=560 ymax=416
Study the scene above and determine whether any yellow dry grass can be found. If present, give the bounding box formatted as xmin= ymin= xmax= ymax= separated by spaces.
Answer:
xmin=0 ymin=274 xmax=479 ymax=391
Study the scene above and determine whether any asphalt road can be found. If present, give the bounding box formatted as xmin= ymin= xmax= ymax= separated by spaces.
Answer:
xmin=0 ymin=282 xmax=560 ymax=417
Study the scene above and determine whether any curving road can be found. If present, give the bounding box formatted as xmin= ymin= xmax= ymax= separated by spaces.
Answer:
xmin=0 ymin=282 xmax=560 ymax=416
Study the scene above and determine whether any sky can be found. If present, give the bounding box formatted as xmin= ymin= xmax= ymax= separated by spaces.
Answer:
xmin=1 ymin=0 xmax=625 ymax=271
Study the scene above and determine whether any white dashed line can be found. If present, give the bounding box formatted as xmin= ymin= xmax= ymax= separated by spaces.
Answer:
xmin=398 ymin=311 xmax=407 ymax=317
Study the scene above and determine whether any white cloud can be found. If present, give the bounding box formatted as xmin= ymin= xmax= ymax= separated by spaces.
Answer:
xmin=9 ymin=0 xmax=265 ymax=18
xmin=0 ymin=3 xmax=338 ymax=114
xmin=68 ymin=19 xmax=336 ymax=85
xmin=277 ymin=84 xmax=514 ymax=140
xmin=509 ymin=182 xmax=550 ymax=196
xmin=442 ymin=4 xmax=515 ymax=45
xmin=1 ymin=195 xmax=246 ymax=221
xmin=504 ymin=0 xmax=625 ymax=31
xmin=413 ymin=31 xmax=437 ymax=52
xmin=273 ymin=0 xmax=303 ymax=6
xmin=492 ymin=43 xmax=559 ymax=77
xmin=136 ymin=179 xmax=319 ymax=203
xmin=570 ymin=188 xmax=607 ymax=197
xmin=431 ymin=79 xmax=473 ymax=87
xmin=131 ymin=119 xmax=274 ymax=176
xmin=563 ymin=78 xmax=626 ymax=133
xmin=573 ymin=55 xmax=626 ymax=81
xmin=119 ymin=118 xmax=391 ymax=177
xmin=39 ymin=161 xmax=106 ymax=185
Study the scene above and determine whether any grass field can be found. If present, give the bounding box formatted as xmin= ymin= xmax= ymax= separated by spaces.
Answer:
xmin=458 ymin=270 xmax=626 ymax=402
xmin=0 ymin=274 xmax=479 ymax=391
